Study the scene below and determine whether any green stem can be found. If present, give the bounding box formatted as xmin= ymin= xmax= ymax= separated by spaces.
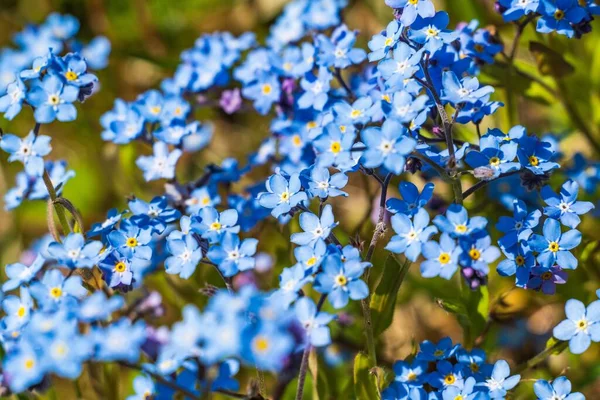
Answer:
xmin=42 ymin=169 xmax=71 ymax=236
xmin=514 ymin=340 xmax=568 ymax=374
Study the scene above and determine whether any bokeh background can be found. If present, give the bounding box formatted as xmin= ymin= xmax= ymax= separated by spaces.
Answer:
xmin=0 ymin=0 xmax=599 ymax=398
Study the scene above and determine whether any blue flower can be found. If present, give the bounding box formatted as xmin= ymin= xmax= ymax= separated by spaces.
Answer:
xmin=416 ymin=337 xmax=458 ymax=361
xmin=313 ymin=125 xmax=361 ymax=171
xmin=291 ymin=205 xmax=338 ymax=247
xmin=298 ymin=67 xmax=332 ymax=111
xmin=108 ymin=221 xmax=153 ymax=260
xmin=27 ymin=75 xmax=79 ymax=123
xmin=537 ymin=0 xmax=587 ymax=38
xmin=482 ymin=360 xmax=521 ymax=399
xmin=1 ymin=131 xmax=52 ymax=177
xmin=499 ymin=0 xmax=541 ymax=22
xmin=386 ymin=208 xmax=437 ymax=261
xmin=242 ymin=73 xmax=280 ymax=115
xmin=497 ymin=244 xmax=535 ymax=287
xmin=408 ymin=11 xmax=458 ymax=53
xmin=553 ymin=298 xmax=600 ymax=354
xmin=517 ymin=134 xmax=560 ymax=175
xmin=258 ymin=173 xmax=307 ymax=218
xmin=496 ymin=199 xmax=541 ymax=250
xmin=135 ymin=89 xmax=164 ymax=122
xmin=541 ymin=180 xmax=594 ymax=229
xmin=392 ymin=359 xmax=428 ymax=385
xmin=129 ymin=196 xmax=181 ymax=234
xmin=465 ymin=136 xmax=520 ymax=178
xmin=529 ymin=218 xmax=581 ymax=270
xmin=98 ymin=251 xmax=146 ymax=289
xmin=185 ymin=186 xmax=221 ymax=214
xmin=388 ymin=91 xmax=430 ymax=124
xmin=361 ymin=119 xmax=417 ymax=175
xmin=433 ymin=204 xmax=488 ymax=238
xmin=314 ymin=253 xmax=370 ymax=309
xmin=93 ymin=319 xmax=147 ymax=362
xmin=308 ymin=167 xmax=348 ymax=199
xmin=29 ymin=269 xmax=87 ymax=309
xmin=211 ymin=360 xmax=240 ymax=393
xmin=2 ymin=287 xmax=33 ymax=329
xmin=4 ymin=342 xmax=45 ymax=392
xmin=193 ymin=207 xmax=240 ymax=244
xmin=460 ymin=235 xmax=500 ymax=274
xmin=272 ymin=264 xmax=314 ymax=308
xmin=441 ymin=71 xmax=494 ymax=106
xmin=534 ymin=376 xmax=584 ymax=400
xmin=81 ymin=36 xmax=111 ymax=70
xmin=53 ymin=53 xmax=97 ymax=88
xmin=77 ymin=291 xmax=125 ymax=322
xmin=333 ymin=96 xmax=375 ymax=125
xmin=46 ymin=233 xmax=103 ymax=268
xmin=316 ymin=25 xmax=366 ymax=69
xmin=241 ymin=323 xmax=293 ymax=371
xmin=88 ymin=208 xmax=125 ymax=238
xmin=421 ymin=233 xmax=461 ymax=279
xmin=387 ymin=182 xmax=434 ymax=216
xmin=295 ymin=240 xmax=328 ymax=273
xmin=393 ymin=0 xmax=436 ymax=26
xmin=207 ymin=232 xmax=258 ymax=277
xmin=378 ymin=43 xmax=421 ymax=89
xmin=127 ymin=375 xmax=156 ymax=400
xmin=368 ymin=20 xmax=401 ymax=61
xmin=442 ymin=377 xmax=477 ymax=400
xmin=295 ymin=297 xmax=334 ymax=347
xmin=2 ymin=254 xmax=45 ymax=292
xmin=136 ymin=142 xmax=182 ymax=181
xmin=165 ymin=234 xmax=203 ymax=279
xmin=0 ymin=77 xmax=26 ymax=120
xmin=428 ymin=360 xmax=464 ymax=389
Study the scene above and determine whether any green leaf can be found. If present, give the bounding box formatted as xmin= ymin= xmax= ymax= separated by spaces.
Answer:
xmin=354 ymin=352 xmax=380 ymax=400
xmin=369 ymin=255 xmax=411 ymax=336
xmin=529 ymin=41 xmax=575 ymax=78
xmin=464 ymin=285 xmax=490 ymax=343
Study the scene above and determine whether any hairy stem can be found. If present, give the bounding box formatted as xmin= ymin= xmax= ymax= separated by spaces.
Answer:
xmin=514 ymin=340 xmax=568 ymax=374
xmin=43 ymin=169 xmax=72 ymax=236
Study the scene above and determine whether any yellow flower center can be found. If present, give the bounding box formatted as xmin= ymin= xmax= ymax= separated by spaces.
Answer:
xmin=454 ymin=396 xmax=464 ymax=400
xmin=577 ymin=319 xmax=588 ymax=330
xmin=150 ymin=106 xmax=161 ymax=115
xmin=548 ymin=241 xmax=559 ymax=252
xmin=262 ymin=84 xmax=272 ymax=95
xmin=444 ymin=374 xmax=456 ymax=385
xmin=306 ymin=256 xmax=317 ymax=267
xmin=50 ymin=287 xmax=62 ymax=298
xmin=210 ymin=221 xmax=222 ymax=231
xmin=350 ymin=109 xmax=362 ymax=119
xmin=541 ymin=271 xmax=553 ymax=280
xmin=48 ymin=95 xmax=60 ymax=105
xmin=17 ymin=306 xmax=26 ymax=318
xmin=474 ymin=44 xmax=485 ymax=53
xmin=114 ymin=261 xmax=127 ymax=273
xmin=335 ymin=274 xmax=348 ymax=286
xmin=470 ymin=362 xmax=479 ymax=373
xmin=438 ymin=252 xmax=451 ymax=265
xmin=254 ymin=336 xmax=270 ymax=353
xmin=382 ymin=94 xmax=391 ymax=103
xmin=306 ymin=121 xmax=317 ymax=130
xmin=455 ymin=224 xmax=468 ymax=234
xmin=384 ymin=37 xmax=393 ymax=47
xmin=65 ymin=71 xmax=78 ymax=81
xmin=407 ymin=371 xmax=417 ymax=381
xmin=292 ymin=134 xmax=303 ymax=147
xmin=174 ymin=106 xmax=182 ymax=115
xmin=126 ymin=237 xmax=138 ymax=247
xmin=24 ymin=359 xmax=35 ymax=370
xmin=280 ymin=191 xmax=290 ymax=202
xmin=469 ymin=248 xmax=481 ymax=261
xmin=408 ymin=0 xmax=419 ymax=4
xmin=330 ymin=141 xmax=342 ymax=154
xmin=489 ymin=156 xmax=500 ymax=167
xmin=529 ymin=155 xmax=539 ymax=166
xmin=554 ymin=9 xmax=565 ymax=20
xmin=339 ymin=125 xmax=347 ymax=133
xmin=434 ymin=349 xmax=445 ymax=357
xmin=515 ymin=255 xmax=525 ymax=266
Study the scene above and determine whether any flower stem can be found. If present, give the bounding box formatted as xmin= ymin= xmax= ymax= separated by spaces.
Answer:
xmin=514 ymin=340 xmax=568 ymax=374
xmin=295 ymin=294 xmax=327 ymax=400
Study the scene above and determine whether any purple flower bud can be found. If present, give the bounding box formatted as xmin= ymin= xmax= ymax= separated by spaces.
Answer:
xmin=219 ymin=88 xmax=242 ymax=114
xmin=432 ymin=126 xmax=445 ymax=138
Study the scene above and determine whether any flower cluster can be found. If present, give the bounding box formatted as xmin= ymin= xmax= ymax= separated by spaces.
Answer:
xmin=382 ymin=337 xmax=522 ymax=400
xmin=0 ymin=0 xmax=598 ymax=398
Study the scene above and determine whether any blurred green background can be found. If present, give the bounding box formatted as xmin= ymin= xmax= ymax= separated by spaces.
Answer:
xmin=0 ymin=0 xmax=599 ymax=398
